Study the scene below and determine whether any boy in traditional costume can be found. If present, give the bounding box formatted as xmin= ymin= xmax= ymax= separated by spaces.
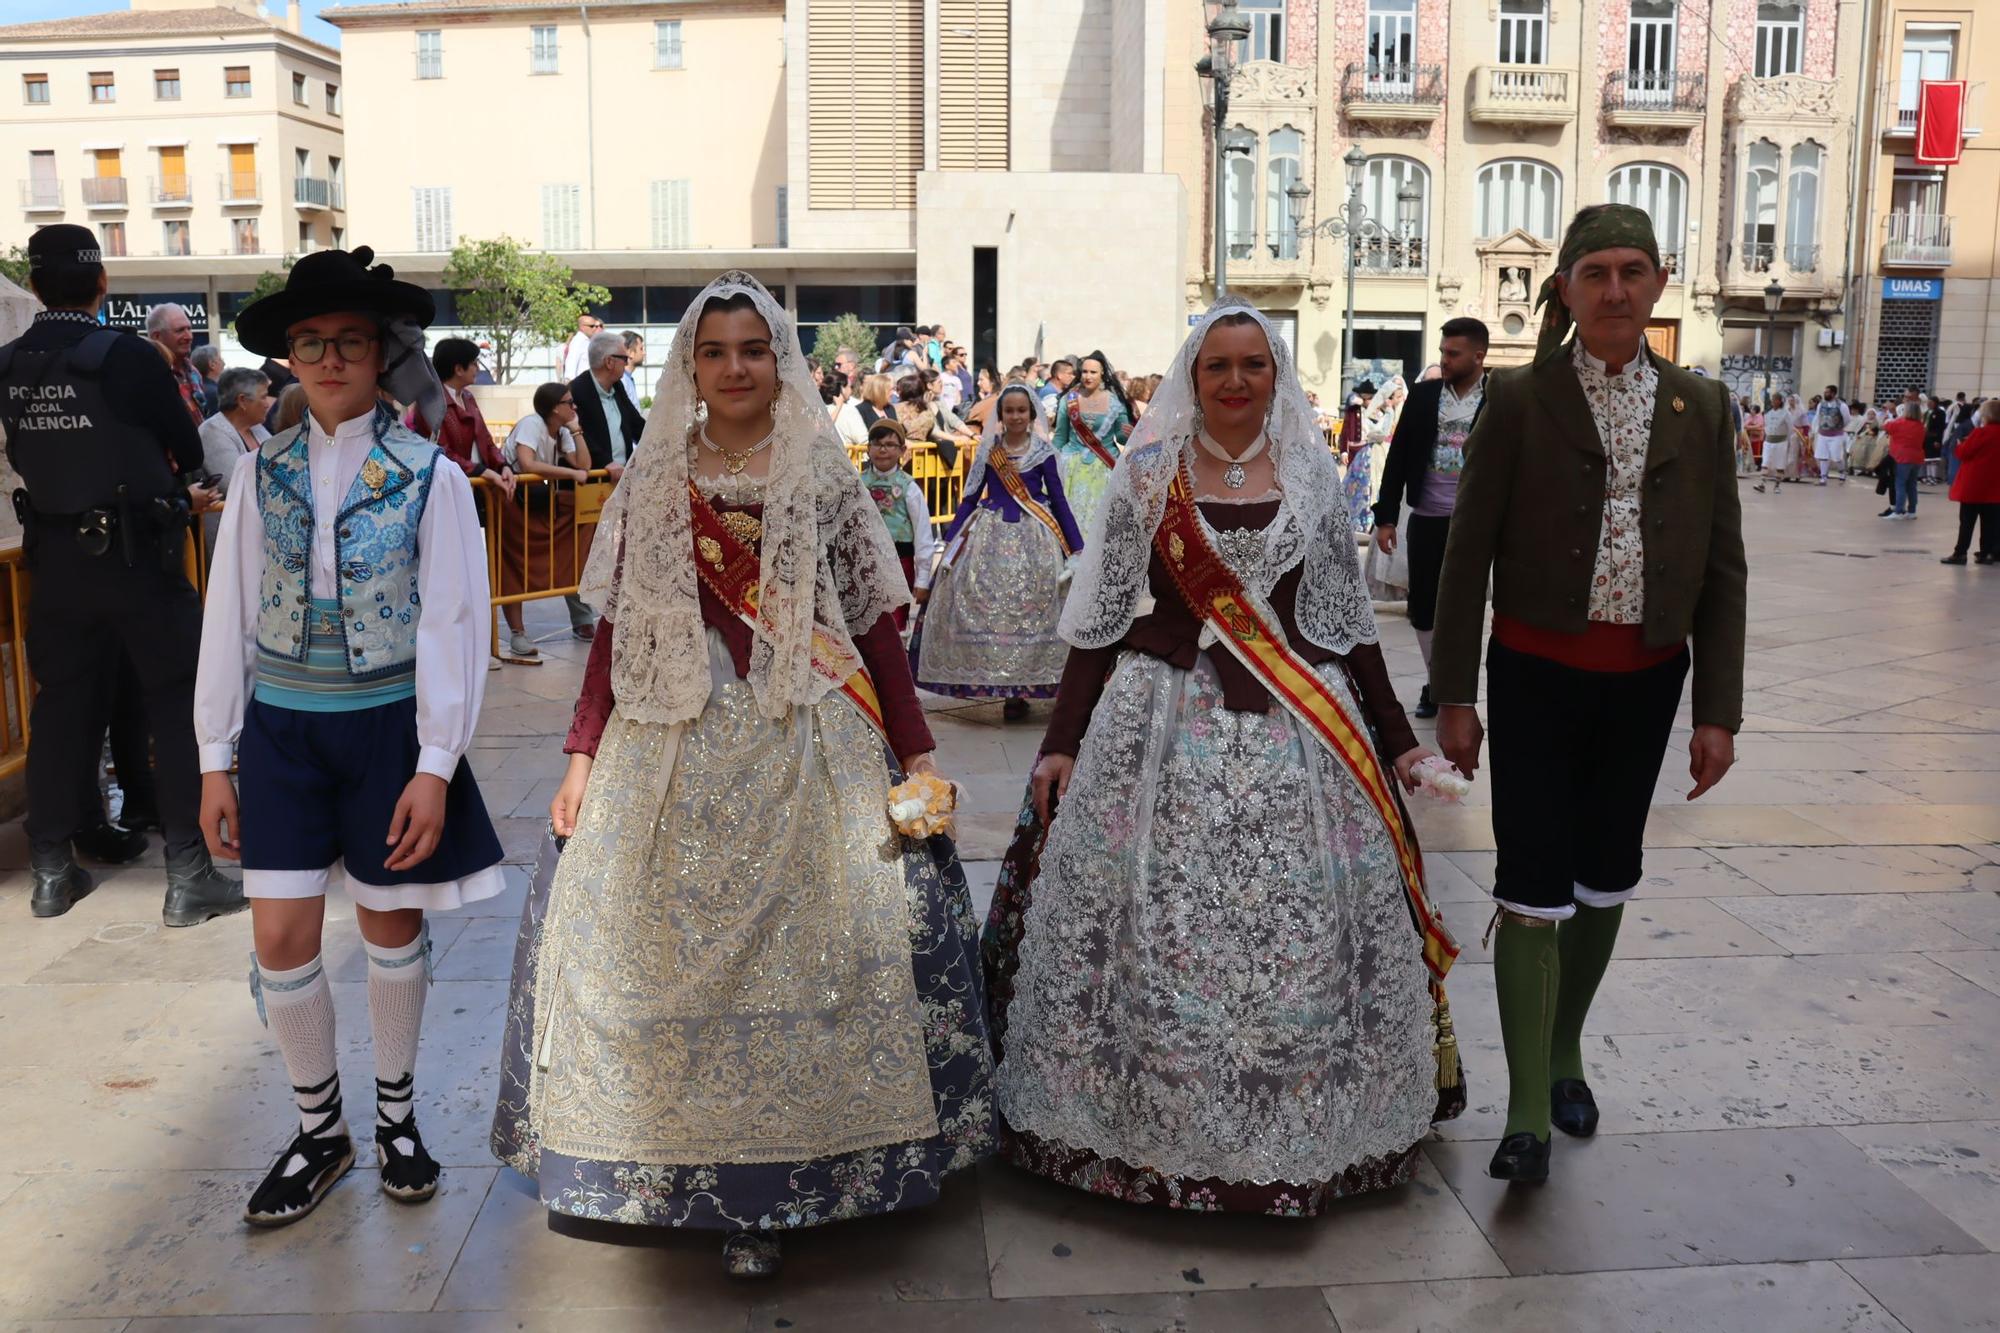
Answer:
xmin=196 ymin=247 xmax=506 ymax=1226
xmin=859 ymin=417 xmax=936 ymax=626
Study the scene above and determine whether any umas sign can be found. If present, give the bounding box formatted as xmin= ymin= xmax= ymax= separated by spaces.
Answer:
xmin=1882 ymin=278 xmax=1944 ymax=301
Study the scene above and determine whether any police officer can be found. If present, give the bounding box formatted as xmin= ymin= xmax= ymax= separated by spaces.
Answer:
xmin=0 ymin=224 xmax=245 ymax=924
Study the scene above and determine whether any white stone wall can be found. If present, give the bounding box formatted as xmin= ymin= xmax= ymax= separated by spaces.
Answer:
xmin=1106 ymin=0 xmax=1164 ymax=172
xmin=1010 ymin=0 xmax=1114 ymax=172
xmin=914 ymin=170 xmax=1187 ymax=374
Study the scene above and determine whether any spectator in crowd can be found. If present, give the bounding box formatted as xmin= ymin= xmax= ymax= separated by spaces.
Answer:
xmin=1941 ymin=398 xmax=2000 ymax=565
xmin=146 ymin=302 xmax=205 ymax=426
xmin=831 ymin=376 xmax=870 ymax=444
xmin=1924 ymin=394 xmax=1949 ymax=482
xmin=1756 ymin=392 xmax=1795 ymax=492
xmin=1850 ymin=404 xmax=1886 ymax=478
xmin=1944 ymin=394 xmax=1979 ymax=485
xmin=412 ymin=338 xmax=516 ymax=493
xmin=854 ymin=373 xmax=896 ymax=431
xmin=473 ymin=341 xmax=497 ymax=385
xmin=501 ymin=382 xmax=596 ymax=657
xmin=191 ymin=344 xmax=224 ymax=418
xmin=620 ymin=332 xmax=647 ymax=416
xmin=199 ymin=366 xmax=270 ymax=484
xmin=1742 ymin=398 xmax=1765 ymax=472
xmin=560 ymin=312 xmax=604 ymax=381
xmin=946 ymin=345 xmax=975 ymax=402
xmin=271 ymin=381 xmax=308 ymax=436
xmin=1037 ymin=357 xmax=1075 ymax=421
xmin=568 ymin=331 xmax=639 ymax=483
xmin=1809 ymin=384 xmax=1851 ymax=485
xmin=1944 ymin=390 xmax=1970 ymax=437
xmin=832 ymin=346 xmax=861 ymax=389
xmin=1128 ymin=371 xmax=1157 ymax=420
xmin=936 ymin=353 xmax=965 ymax=415
xmin=1883 ymin=401 xmax=1928 ymax=519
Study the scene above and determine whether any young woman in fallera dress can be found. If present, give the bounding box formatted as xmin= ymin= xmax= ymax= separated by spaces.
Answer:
xmin=490 ymin=273 xmax=993 ymax=1279
xmin=913 ymin=384 xmax=1085 ymax=720
xmin=981 ymin=299 xmax=1464 ymax=1215
xmin=1051 ymin=349 xmax=1136 ymax=543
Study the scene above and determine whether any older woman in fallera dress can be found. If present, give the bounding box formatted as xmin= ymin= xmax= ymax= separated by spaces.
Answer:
xmin=981 ymin=299 xmax=1464 ymax=1216
xmin=1051 ymin=349 xmax=1135 ymax=542
xmin=490 ymin=273 xmax=993 ymax=1279
xmin=913 ymin=384 xmax=1084 ymax=720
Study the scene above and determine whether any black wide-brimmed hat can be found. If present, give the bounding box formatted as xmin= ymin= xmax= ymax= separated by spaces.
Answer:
xmin=234 ymin=246 xmax=435 ymax=357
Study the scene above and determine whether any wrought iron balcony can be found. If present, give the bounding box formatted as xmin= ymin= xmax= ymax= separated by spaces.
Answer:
xmin=1603 ymin=69 xmax=1706 ymax=127
xmin=1469 ymin=64 xmax=1577 ymax=126
xmin=20 ymin=179 xmax=63 ymax=211
xmin=1353 ymin=233 xmax=1427 ymax=275
xmin=80 ymin=176 xmax=127 ymax=208
xmin=151 ymin=175 xmax=192 ymax=205
xmin=1882 ymin=213 xmax=1953 ymax=267
xmin=1340 ymin=62 xmax=1444 ymax=123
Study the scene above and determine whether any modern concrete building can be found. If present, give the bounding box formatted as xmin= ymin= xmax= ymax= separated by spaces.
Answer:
xmin=1846 ymin=2 xmax=1993 ymax=402
xmin=0 ymin=0 xmax=347 ymax=329
xmin=1173 ymin=0 xmax=1869 ymax=403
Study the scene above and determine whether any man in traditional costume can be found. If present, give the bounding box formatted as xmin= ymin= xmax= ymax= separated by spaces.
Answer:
xmin=196 ymin=247 xmax=507 ymax=1225
xmin=1432 ymin=205 xmax=1746 ymax=1184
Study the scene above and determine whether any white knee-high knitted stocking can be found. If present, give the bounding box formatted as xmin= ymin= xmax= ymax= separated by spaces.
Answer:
xmin=364 ymin=924 xmax=431 ymax=1150
xmin=254 ymin=954 xmax=347 ymax=1144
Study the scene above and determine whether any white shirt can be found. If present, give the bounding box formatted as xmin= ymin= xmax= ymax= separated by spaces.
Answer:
xmin=194 ymin=410 xmax=491 ymax=781
xmin=505 ymin=414 xmax=583 ymax=466
xmin=561 ymin=332 xmax=593 ymax=381
xmin=833 ymin=399 xmax=870 ymax=446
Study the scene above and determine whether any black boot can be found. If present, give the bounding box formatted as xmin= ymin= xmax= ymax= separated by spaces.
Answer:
xmin=1486 ymin=1131 xmax=1551 ymax=1184
xmin=29 ymin=843 xmax=94 ymax=919
xmin=1002 ymin=698 xmax=1029 ymax=721
xmin=1413 ymin=685 xmax=1438 ymax=720
xmin=1550 ymin=1078 xmax=1600 ymax=1137
xmin=73 ymin=820 xmax=148 ymax=865
xmin=162 ymin=845 xmax=248 ymax=928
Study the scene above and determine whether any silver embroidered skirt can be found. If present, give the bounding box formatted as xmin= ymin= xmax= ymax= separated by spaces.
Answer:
xmin=914 ymin=507 xmax=1069 ymax=699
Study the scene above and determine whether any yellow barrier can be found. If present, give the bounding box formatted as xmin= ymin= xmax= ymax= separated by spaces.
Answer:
xmin=472 ymin=470 xmax=609 ymax=661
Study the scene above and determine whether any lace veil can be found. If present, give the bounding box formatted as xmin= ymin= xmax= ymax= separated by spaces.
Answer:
xmin=578 ymin=271 xmax=906 ymax=725
xmin=963 ymin=383 xmax=1055 ymax=499
xmin=1058 ymin=297 xmax=1378 ymax=655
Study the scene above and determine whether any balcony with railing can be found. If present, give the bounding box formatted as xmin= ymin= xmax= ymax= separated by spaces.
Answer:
xmin=1340 ymin=62 xmax=1445 ymax=123
xmin=1882 ymin=213 xmax=1953 ymax=267
xmin=81 ymin=176 xmax=128 ymax=209
xmin=1469 ymin=64 xmax=1577 ymax=125
xmin=151 ymin=175 xmax=192 ymax=206
xmin=1603 ymin=69 xmax=1706 ymax=128
xmin=218 ymin=172 xmax=261 ymax=204
xmin=1882 ymin=82 xmax=1985 ymax=141
xmin=20 ymin=179 xmax=63 ymax=212
xmin=1722 ymin=238 xmax=1825 ymax=294
xmin=1353 ymin=233 xmax=1427 ymax=275
xmin=294 ymin=176 xmax=345 ymax=211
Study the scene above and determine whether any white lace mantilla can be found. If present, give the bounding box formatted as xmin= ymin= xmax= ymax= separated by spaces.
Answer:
xmin=579 ymin=272 xmax=906 ymax=725
xmin=1060 ymin=299 xmax=1378 ymax=657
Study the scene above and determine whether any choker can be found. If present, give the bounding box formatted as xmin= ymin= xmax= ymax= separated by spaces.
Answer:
xmin=1196 ymin=428 xmax=1268 ymax=489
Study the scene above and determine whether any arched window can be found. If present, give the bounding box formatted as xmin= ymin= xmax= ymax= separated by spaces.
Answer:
xmin=1224 ymin=125 xmax=1256 ymax=260
xmin=1475 ymin=159 xmax=1561 ymax=239
xmin=1265 ymin=126 xmax=1303 ymax=260
xmin=1360 ymin=155 xmax=1429 ymax=272
xmin=1785 ymin=140 xmax=1822 ymax=270
xmin=1741 ymin=138 xmax=1779 ymax=271
xmin=1607 ymin=161 xmax=1687 ymax=275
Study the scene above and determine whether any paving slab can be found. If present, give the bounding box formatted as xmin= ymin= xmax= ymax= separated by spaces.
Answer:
xmin=748 ymin=1287 xmax=1340 ymax=1333
xmin=1838 ymin=1120 xmax=2000 ymax=1251
xmin=1931 ymin=948 xmax=2000 ymax=997
xmin=1323 ymin=1260 xmax=1901 ymax=1333
xmin=1708 ymin=843 xmax=1990 ymax=894
xmin=980 ymin=1155 xmax=1505 ymax=1299
xmin=1436 ymin=897 xmax=1785 ymax=961
xmin=1554 ymin=953 xmax=2000 ymax=1035
xmin=1426 ymin=1127 xmax=1983 ymax=1276
xmin=1713 ymin=892 xmax=1991 ymax=954
xmin=1839 ymin=1253 xmax=2000 ymax=1333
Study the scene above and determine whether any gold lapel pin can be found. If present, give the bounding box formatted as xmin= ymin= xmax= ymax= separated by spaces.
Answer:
xmin=1671 ymin=396 xmax=1686 ymax=413
xmin=360 ymin=457 xmax=387 ymax=497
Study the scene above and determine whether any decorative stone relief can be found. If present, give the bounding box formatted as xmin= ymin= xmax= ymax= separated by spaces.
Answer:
xmin=1436 ymin=270 xmax=1463 ymax=312
xmin=1231 ymin=60 xmax=1315 ymax=109
xmin=1692 ymin=280 xmax=1719 ymax=315
xmin=1476 ymin=228 xmax=1557 ymax=366
xmin=1310 ymin=279 xmax=1334 ymax=309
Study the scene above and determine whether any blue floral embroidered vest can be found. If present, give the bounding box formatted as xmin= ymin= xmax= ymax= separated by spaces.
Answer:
xmin=254 ymin=406 xmax=439 ymax=681
xmin=865 ymin=466 xmax=916 ymax=544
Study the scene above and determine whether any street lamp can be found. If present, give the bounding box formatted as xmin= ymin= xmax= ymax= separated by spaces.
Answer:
xmin=1287 ymin=146 xmax=1424 ymax=402
xmin=1198 ymin=0 xmax=1252 ymax=296
xmin=1761 ymin=279 xmax=1786 ymax=406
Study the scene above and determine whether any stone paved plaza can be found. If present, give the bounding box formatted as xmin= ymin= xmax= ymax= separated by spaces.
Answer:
xmin=2 ymin=474 xmax=1998 ymax=1332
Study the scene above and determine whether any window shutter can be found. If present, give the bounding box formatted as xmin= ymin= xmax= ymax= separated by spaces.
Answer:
xmin=807 ymin=0 xmax=922 ymax=208
xmin=776 ymin=184 xmax=790 ymax=247
xmin=650 ymin=179 xmax=691 ymax=248
xmin=542 ymin=183 xmax=581 ymax=249
xmin=413 ymin=186 xmax=453 ymax=251
xmin=937 ymin=0 xmax=1008 ymax=171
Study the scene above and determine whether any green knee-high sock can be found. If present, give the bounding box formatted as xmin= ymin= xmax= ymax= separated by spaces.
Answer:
xmin=1550 ymin=903 xmax=1625 ymax=1085
xmin=1494 ymin=914 xmax=1560 ymax=1141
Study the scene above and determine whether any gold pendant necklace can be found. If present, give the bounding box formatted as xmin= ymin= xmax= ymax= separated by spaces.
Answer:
xmin=699 ymin=423 xmax=776 ymax=474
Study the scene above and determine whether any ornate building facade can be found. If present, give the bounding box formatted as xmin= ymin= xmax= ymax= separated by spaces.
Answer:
xmin=1170 ymin=0 xmax=1866 ymax=403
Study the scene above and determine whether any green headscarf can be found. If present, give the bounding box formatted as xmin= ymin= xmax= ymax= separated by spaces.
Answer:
xmin=1533 ymin=204 xmax=1662 ymax=365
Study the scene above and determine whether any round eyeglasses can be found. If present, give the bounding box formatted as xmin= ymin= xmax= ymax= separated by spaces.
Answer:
xmin=287 ymin=333 xmax=381 ymax=365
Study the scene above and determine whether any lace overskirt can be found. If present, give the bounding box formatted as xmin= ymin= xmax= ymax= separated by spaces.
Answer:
xmin=914 ymin=508 xmax=1069 ymax=698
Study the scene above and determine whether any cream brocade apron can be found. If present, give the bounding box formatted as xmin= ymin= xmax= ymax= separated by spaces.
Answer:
xmin=525 ymin=638 xmax=940 ymax=1166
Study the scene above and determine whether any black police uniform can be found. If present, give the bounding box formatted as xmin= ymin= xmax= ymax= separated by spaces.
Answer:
xmin=0 ymin=310 xmax=208 ymax=860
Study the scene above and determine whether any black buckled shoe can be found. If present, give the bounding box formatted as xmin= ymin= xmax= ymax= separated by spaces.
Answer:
xmin=1487 ymin=1131 xmax=1551 ymax=1184
xmin=29 ymin=844 xmax=94 ymax=919
xmin=1413 ymin=685 xmax=1439 ymax=720
xmin=1551 ymin=1079 xmax=1600 ymax=1138
xmin=244 ymin=1075 xmax=354 ymax=1227
xmin=162 ymin=846 xmax=248 ymax=928
xmin=74 ymin=820 xmax=148 ymax=865
xmin=375 ymin=1075 xmax=440 ymax=1203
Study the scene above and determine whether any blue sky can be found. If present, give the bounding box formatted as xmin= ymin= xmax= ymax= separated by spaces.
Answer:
xmin=31 ymin=0 xmax=344 ymax=46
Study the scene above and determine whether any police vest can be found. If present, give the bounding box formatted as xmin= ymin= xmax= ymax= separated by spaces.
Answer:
xmin=0 ymin=329 xmax=177 ymax=514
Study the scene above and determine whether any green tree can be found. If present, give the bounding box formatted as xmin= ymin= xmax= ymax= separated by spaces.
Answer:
xmin=0 ymin=244 xmax=28 ymax=289
xmin=809 ymin=313 xmax=879 ymax=377
xmin=444 ymin=236 xmax=610 ymax=384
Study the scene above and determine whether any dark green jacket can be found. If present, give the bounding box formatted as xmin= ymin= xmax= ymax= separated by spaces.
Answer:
xmin=1429 ymin=346 xmax=1747 ymax=732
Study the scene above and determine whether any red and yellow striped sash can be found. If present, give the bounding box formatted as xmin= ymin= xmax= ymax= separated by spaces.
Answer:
xmin=989 ymin=448 xmax=1074 ymax=556
xmin=1066 ymin=397 xmax=1118 ymax=468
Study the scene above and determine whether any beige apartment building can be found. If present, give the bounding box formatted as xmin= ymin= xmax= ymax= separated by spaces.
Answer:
xmin=0 ymin=0 xmax=347 ymax=328
xmin=1846 ymin=3 xmax=1994 ymax=401
xmin=1169 ymin=0 xmax=1868 ymax=403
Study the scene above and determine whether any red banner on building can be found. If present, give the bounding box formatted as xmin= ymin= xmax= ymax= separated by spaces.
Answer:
xmin=1915 ymin=80 xmax=1967 ymax=166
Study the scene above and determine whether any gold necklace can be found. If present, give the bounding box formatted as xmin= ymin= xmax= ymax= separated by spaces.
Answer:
xmin=699 ymin=422 xmax=776 ymax=474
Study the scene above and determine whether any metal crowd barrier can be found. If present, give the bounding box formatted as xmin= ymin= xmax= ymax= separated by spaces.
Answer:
xmin=846 ymin=438 xmax=968 ymax=530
